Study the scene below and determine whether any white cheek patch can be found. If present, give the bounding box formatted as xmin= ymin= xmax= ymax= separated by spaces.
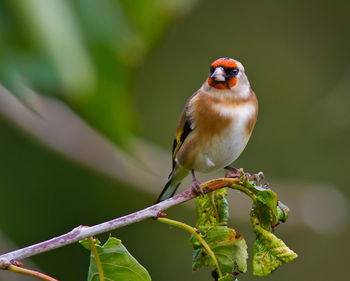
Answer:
xmin=230 ymin=77 xmax=251 ymax=99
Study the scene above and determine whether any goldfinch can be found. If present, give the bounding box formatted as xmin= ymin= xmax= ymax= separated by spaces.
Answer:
xmin=156 ymin=57 xmax=258 ymax=202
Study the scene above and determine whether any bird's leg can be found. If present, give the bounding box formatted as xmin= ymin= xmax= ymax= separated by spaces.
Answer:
xmin=191 ymin=170 xmax=204 ymax=196
xmin=224 ymin=166 xmax=243 ymax=178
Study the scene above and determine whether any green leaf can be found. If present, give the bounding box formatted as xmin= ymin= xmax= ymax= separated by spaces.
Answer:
xmin=252 ymin=225 xmax=298 ymax=276
xmin=276 ymin=201 xmax=290 ymax=223
xmin=228 ymin=170 xmax=287 ymax=230
xmin=252 ymin=189 xmax=279 ymax=231
xmin=248 ymin=175 xmax=297 ymax=276
xmin=192 ymin=189 xmax=248 ymax=276
xmin=226 ymin=169 xmax=298 ymax=276
xmin=195 ymin=188 xmax=229 ymax=227
xmin=218 ymin=274 xmax=235 ymax=281
xmin=80 ymin=237 xmax=151 ymax=281
xmin=191 ymin=226 xmax=248 ymax=275
xmin=191 ymin=171 xmax=297 ymax=278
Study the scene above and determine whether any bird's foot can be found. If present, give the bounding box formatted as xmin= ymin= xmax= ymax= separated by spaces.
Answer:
xmin=191 ymin=178 xmax=204 ymax=197
xmin=224 ymin=166 xmax=244 ymax=178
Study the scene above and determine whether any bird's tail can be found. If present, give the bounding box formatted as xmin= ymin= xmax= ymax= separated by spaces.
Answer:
xmin=156 ymin=166 xmax=188 ymax=203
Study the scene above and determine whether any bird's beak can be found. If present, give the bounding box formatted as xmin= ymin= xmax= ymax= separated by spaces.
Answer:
xmin=211 ymin=67 xmax=226 ymax=82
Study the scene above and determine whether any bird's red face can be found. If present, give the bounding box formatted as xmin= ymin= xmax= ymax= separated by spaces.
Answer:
xmin=207 ymin=58 xmax=239 ymax=90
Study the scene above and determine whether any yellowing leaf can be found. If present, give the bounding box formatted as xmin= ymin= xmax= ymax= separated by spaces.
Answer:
xmin=252 ymin=225 xmax=298 ymax=276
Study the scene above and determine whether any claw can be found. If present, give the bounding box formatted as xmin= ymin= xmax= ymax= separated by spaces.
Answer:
xmin=191 ymin=170 xmax=204 ymax=196
xmin=191 ymin=179 xmax=203 ymax=196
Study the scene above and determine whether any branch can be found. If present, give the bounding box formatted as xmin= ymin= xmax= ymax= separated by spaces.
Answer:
xmin=6 ymin=265 xmax=58 ymax=281
xmin=0 ymin=178 xmax=234 ymax=268
xmin=0 ymin=84 xmax=170 ymax=193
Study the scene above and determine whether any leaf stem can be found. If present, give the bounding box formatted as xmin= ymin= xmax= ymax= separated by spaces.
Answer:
xmin=7 ymin=265 xmax=58 ymax=281
xmin=87 ymin=237 xmax=105 ymax=281
xmin=209 ymin=192 xmax=220 ymax=221
xmin=200 ymin=179 xmax=255 ymax=199
xmin=157 ymin=217 xmax=223 ymax=278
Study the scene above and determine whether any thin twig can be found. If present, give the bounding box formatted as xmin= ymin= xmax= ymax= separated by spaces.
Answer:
xmin=0 ymin=178 xmax=241 ymax=268
xmin=157 ymin=217 xmax=223 ymax=278
xmin=7 ymin=265 xmax=58 ymax=281
xmin=87 ymin=237 xmax=105 ymax=281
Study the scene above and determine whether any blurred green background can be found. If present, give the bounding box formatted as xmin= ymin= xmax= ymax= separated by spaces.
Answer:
xmin=0 ymin=0 xmax=349 ymax=280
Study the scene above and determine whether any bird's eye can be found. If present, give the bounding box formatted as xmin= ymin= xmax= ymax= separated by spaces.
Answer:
xmin=209 ymin=66 xmax=215 ymax=75
xmin=226 ymin=68 xmax=239 ymax=77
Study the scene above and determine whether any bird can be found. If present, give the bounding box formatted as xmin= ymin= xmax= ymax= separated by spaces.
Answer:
xmin=156 ymin=57 xmax=258 ymax=202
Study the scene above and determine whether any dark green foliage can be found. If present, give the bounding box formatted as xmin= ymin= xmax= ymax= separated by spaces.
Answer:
xmin=0 ymin=0 xmax=195 ymax=146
